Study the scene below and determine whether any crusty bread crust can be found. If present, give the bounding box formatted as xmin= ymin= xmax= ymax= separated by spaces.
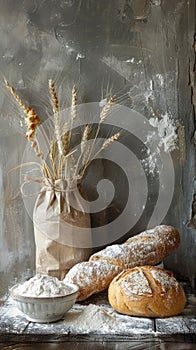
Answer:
xmin=90 ymin=225 xmax=180 ymax=268
xmin=108 ymin=266 xmax=186 ymax=317
xmin=63 ymin=260 xmax=121 ymax=301
xmin=63 ymin=225 xmax=180 ymax=301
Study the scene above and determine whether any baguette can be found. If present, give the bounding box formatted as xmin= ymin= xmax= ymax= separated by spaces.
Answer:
xmin=90 ymin=225 xmax=180 ymax=268
xmin=62 ymin=260 xmax=121 ymax=301
xmin=108 ymin=266 xmax=186 ymax=317
xmin=63 ymin=225 xmax=180 ymax=301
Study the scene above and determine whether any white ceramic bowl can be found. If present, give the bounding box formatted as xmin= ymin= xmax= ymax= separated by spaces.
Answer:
xmin=10 ymin=282 xmax=79 ymax=323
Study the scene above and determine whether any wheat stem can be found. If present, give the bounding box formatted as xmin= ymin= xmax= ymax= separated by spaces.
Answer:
xmin=5 ymin=79 xmax=120 ymax=184
xmin=74 ymin=125 xmax=92 ymax=176
xmin=30 ymin=136 xmax=53 ymax=179
xmin=4 ymin=79 xmax=27 ymax=114
xmin=80 ymin=132 xmax=120 ymax=177
xmin=81 ymin=96 xmax=115 ymax=176
xmin=61 ymin=130 xmax=70 ymax=156
xmin=5 ymin=79 xmax=41 ymax=140
xmin=93 ymin=132 xmax=120 ymax=158
xmin=63 ymin=85 xmax=77 ymax=179
xmin=71 ymin=84 xmax=77 ymax=121
xmin=4 ymin=79 xmax=54 ymax=179
xmin=49 ymin=140 xmax=58 ymax=179
xmin=48 ymin=79 xmax=59 ymax=114
xmin=48 ymin=79 xmax=65 ymax=179
xmin=81 ymin=125 xmax=91 ymax=152
xmin=48 ymin=80 xmax=63 ymax=156
xmin=67 ymin=84 xmax=77 ymax=147
xmin=79 ymin=145 xmax=91 ymax=176
xmin=100 ymin=96 xmax=115 ymax=122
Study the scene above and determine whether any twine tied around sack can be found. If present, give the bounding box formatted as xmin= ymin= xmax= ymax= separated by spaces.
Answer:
xmin=21 ymin=173 xmax=84 ymax=215
xmin=6 ymin=161 xmax=85 ymax=215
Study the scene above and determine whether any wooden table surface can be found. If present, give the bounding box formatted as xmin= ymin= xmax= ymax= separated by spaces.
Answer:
xmin=0 ymin=284 xmax=195 ymax=349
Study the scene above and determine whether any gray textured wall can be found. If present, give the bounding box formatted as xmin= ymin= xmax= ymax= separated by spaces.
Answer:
xmin=0 ymin=0 xmax=195 ymax=297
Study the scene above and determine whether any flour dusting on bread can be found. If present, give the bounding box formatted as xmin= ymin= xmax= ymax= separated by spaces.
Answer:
xmin=119 ymin=270 xmax=152 ymax=297
xmin=90 ymin=244 xmax=135 ymax=268
xmin=64 ymin=225 xmax=180 ymax=301
xmin=150 ymin=268 xmax=179 ymax=293
xmin=64 ymin=260 xmax=121 ymax=301
xmin=108 ymin=266 xmax=186 ymax=317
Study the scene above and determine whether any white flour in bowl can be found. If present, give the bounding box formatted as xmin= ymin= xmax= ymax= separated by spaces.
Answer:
xmin=14 ymin=274 xmax=75 ymax=297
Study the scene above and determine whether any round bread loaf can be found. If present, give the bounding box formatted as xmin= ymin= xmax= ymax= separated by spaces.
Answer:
xmin=108 ymin=266 xmax=186 ymax=317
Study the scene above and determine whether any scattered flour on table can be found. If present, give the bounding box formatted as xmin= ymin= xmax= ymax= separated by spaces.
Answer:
xmin=14 ymin=274 xmax=75 ymax=297
xmin=63 ymin=304 xmax=152 ymax=334
xmin=65 ymin=304 xmax=117 ymax=332
xmin=4 ymin=299 xmax=153 ymax=334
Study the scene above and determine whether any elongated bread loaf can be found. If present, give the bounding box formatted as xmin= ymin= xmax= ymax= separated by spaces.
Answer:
xmin=63 ymin=225 xmax=180 ymax=301
xmin=90 ymin=225 xmax=180 ymax=268
xmin=108 ymin=266 xmax=186 ymax=317
xmin=62 ymin=260 xmax=121 ymax=301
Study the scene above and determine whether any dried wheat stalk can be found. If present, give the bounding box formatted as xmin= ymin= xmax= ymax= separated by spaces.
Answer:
xmin=74 ymin=125 xmax=92 ymax=176
xmin=79 ymin=144 xmax=91 ymax=176
xmin=61 ymin=128 xmax=70 ymax=156
xmin=5 ymin=79 xmax=118 ymax=183
xmin=49 ymin=140 xmax=58 ymax=179
xmin=4 ymin=79 xmax=41 ymax=141
xmin=48 ymin=79 xmax=64 ymax=157
xmin=71 ymin=85 xmax=77 ymax=121
xmin=81 ymin=125 xmax=92 ymax=153
xmin=61 ymin=84 xmax=77 ymax=178
xmin=96 ymin=132 xmax=120 ymax=154
xmin=48 ymin=79 xmax=59 ymax=114
xmin=4 ymin=79 xmax=28 ymax=114
xmin=66 ymin=84 xmax=77 ymax=150
xmin=5 ymin=79 xmax=53 ymax=179
xmin=80 ymin=96 xmax=115 ymax=175
xmin=100 ymin=96 xmax=115 ymax=122
xmin=80 ymin=132 xmax=120 ymax=177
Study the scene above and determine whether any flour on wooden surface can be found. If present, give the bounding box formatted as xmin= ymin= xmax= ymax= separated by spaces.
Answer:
xmin=3 ymin=294 xmax=195 ymax=336
xmin=62 ymin=303 xmax=153 ymax=334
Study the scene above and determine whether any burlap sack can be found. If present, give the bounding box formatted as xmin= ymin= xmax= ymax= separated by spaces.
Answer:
xmin=33 ymin=178 xmax=92 ymax=280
